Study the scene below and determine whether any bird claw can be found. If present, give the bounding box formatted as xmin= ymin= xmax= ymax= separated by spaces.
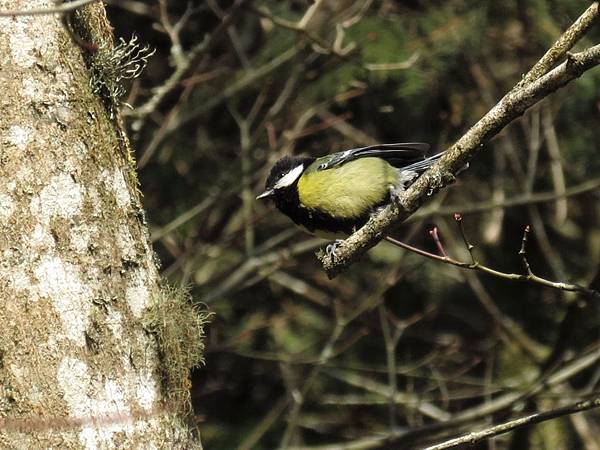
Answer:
xmin=326 ymin=239 xmax=345 ymax=260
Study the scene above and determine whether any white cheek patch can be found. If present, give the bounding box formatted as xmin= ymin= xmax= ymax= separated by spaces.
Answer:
xmin=275 ymin=164 xmax=304 ymax=188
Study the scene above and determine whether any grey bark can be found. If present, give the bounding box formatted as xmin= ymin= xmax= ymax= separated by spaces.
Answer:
xmin=0 ymin=1 xmax=201 ymax=448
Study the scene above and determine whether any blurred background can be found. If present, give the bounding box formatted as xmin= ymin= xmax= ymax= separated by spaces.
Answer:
xmin=105 ymin=1 xmax=600 ymax=448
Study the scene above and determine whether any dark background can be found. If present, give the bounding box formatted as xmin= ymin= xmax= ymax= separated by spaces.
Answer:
xmin=106 ymin=1 xmax=600 ymax=448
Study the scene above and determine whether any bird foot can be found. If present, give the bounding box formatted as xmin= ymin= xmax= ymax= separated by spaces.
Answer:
xmin=326 ymin=239 xmax=345 ymax=260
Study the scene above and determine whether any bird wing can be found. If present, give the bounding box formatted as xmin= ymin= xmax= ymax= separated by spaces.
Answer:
xmin=316 ymin=142 xmax=431 ymax=171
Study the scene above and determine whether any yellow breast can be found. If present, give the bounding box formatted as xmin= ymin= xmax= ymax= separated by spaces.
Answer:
xmin=297 ymin=158 xmax=397 ymax=219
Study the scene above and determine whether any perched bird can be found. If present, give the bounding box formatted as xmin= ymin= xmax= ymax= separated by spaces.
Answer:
xmin=257 ymin=142 xmax=443 ymax=252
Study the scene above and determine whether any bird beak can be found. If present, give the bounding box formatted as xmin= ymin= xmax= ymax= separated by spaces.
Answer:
xmin=256 ymin=189 xmax=274 ymax=200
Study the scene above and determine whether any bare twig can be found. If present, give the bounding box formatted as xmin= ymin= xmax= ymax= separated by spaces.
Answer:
xmin=524 ymin=107 xmax=542 ymax=194
xmin=454 ymin=214 xmax=475 ymax=264
xmin=429 ymin=227 xmax=448 ymax=258
xmin=424 ymin=396 xmax=600 ymax=450
xmin=280 ymin=261 xmax=411 ymax=447
xmin=206 ymin=0 xmax=250 ymax=67
xmin=323 ymin=367 xmax=451 ymax=422
xmin=462 ymin=271 xmax=547 ymax=362
xmin=127 ymin=0 xmax=250 ymax=127
xmin=383 ymin=217 xmax=600 ymax=300
xmin=170 ymin=43 xmax=304 ymax=134
xmin=251 ymin=4 xmax=419 ymax=71
xmin=286 ymin=346 xmax=600 ymax=449
xmin=279 ymin=320 xmax=345 ymax=448
xmin=237 ymin=397 xmax=288 ymax=450
xmin=518 ymin=225 xmax=533 ymax=276
xmin=541 ymin=104 xmax=568 ymax=223
xmin=250 ymin=5 xmax=357 ymax=60
xmin=320 ymin=3 xmax=600 ymax=277
xmin=158 ymin=0 xmax=195 ymax=68
xmin=364 ymin=52 xmax=420 ymax=71
xmin=228 ymin=94 xmax=268 ymax=255
xmin=201 ymin=237 xmax=324 ymax=304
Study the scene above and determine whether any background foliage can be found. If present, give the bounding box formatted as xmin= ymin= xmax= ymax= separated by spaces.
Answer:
xmin=106 ymin=1 xmax=600 ymax=448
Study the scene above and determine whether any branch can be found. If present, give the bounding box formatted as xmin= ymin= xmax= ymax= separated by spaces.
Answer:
xmin=286 ymin=347 xmax=600 ymax=449
xmin=424 ymin=396 xmax=600 ymax=450
xmin=0 ymin=0 xmax=99 ymax=17
xmin=383 ymin=220 xmax=600 ymax=300
xmin=519 ymin=2 xmax=600 ymax=86
xmin=126 ymin=0 xmax=250 ymax=126
xmin=320 ymin=3 xmax=600 ymax=278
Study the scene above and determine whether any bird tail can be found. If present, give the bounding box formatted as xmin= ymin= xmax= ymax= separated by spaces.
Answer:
xmin=402 ymin=150 xmax=446 ymax=172
xmin=393 ymin=151 xmax=447 ymax=189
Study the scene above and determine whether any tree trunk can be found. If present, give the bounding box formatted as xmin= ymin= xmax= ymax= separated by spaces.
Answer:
xmin=0 ymin=1 xmax=202 ymax=448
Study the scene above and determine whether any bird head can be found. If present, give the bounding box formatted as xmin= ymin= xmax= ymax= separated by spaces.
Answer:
xmin=256 ymin=156 xmax=307 ymax=200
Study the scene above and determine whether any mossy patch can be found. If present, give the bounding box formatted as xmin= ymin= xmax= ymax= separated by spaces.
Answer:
xmin=142 ymin=284 xmax=211 ymax=415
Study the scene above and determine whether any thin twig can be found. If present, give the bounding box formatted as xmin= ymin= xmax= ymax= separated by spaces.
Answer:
xmin=541 ymin=104 xmax=568 ymax=223
xmin=364 ymin=52 xmax=420 ymax=71
xmin=524 ymin=107 xmax=542 ymax=194
xmin=158 ymin=0 xmax=195 ymax=68
xmin=250 ymin=5 xmax=356 ymax=60
xmin=237 ymin=397 xmax=288 ymax=450
xmin=461 ymin=270 xmax=547 ymax=362
xmin=202 ymin=237 xmax=324 ymax=304
xmin=378 ymin=306 xmax=400 ymax=429
xmin=323 ymin=366 xmax=451 ymax=422
xmin=383 ymin=218 xmax=600 ymax=300
xmin=287 ymin=347 xmax=600 ymax=449
xmin=170 ymin=43 xmax=304 ymax=134
xmin=279 ymin=262 xmax=411 ymax=447
xmin=429 ymin=227 xmax=448 ymax=258
xmin=423 ymin=396 xmax=600 ymax=450
xmin=518 ymin=225 xmax=533 ymax=276
xmin=280 ymin=321 xmax=345 ymax=448
xmin=430 ymin=219 xmax=548 ymax=361
xmin=454 ymin=213 xmax=476 ymax=264
xmin=127 ymin=0 xmax=250 ymax=126
xmin=250 ymin=4 xmax=419 ymax=72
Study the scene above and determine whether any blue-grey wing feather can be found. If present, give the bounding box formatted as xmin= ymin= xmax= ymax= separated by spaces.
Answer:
xmin=400 ymin=151 xmax=445 ymax=172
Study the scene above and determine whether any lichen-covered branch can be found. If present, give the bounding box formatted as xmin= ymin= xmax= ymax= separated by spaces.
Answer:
xmin=320 ymin=3 xmax=600 ymax=277
xmin=518 ymin=2 xmax=600 ymax=86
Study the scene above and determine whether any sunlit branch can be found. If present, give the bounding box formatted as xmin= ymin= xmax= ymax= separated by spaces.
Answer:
xmin=424 ymin=396 xmax=600 ymax=450
xmin=320 ymin=3 xmax=600 ymax=278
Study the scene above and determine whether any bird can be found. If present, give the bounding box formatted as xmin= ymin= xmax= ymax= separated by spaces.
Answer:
xmin=256 ymin=142 xmax=444 ymax=255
